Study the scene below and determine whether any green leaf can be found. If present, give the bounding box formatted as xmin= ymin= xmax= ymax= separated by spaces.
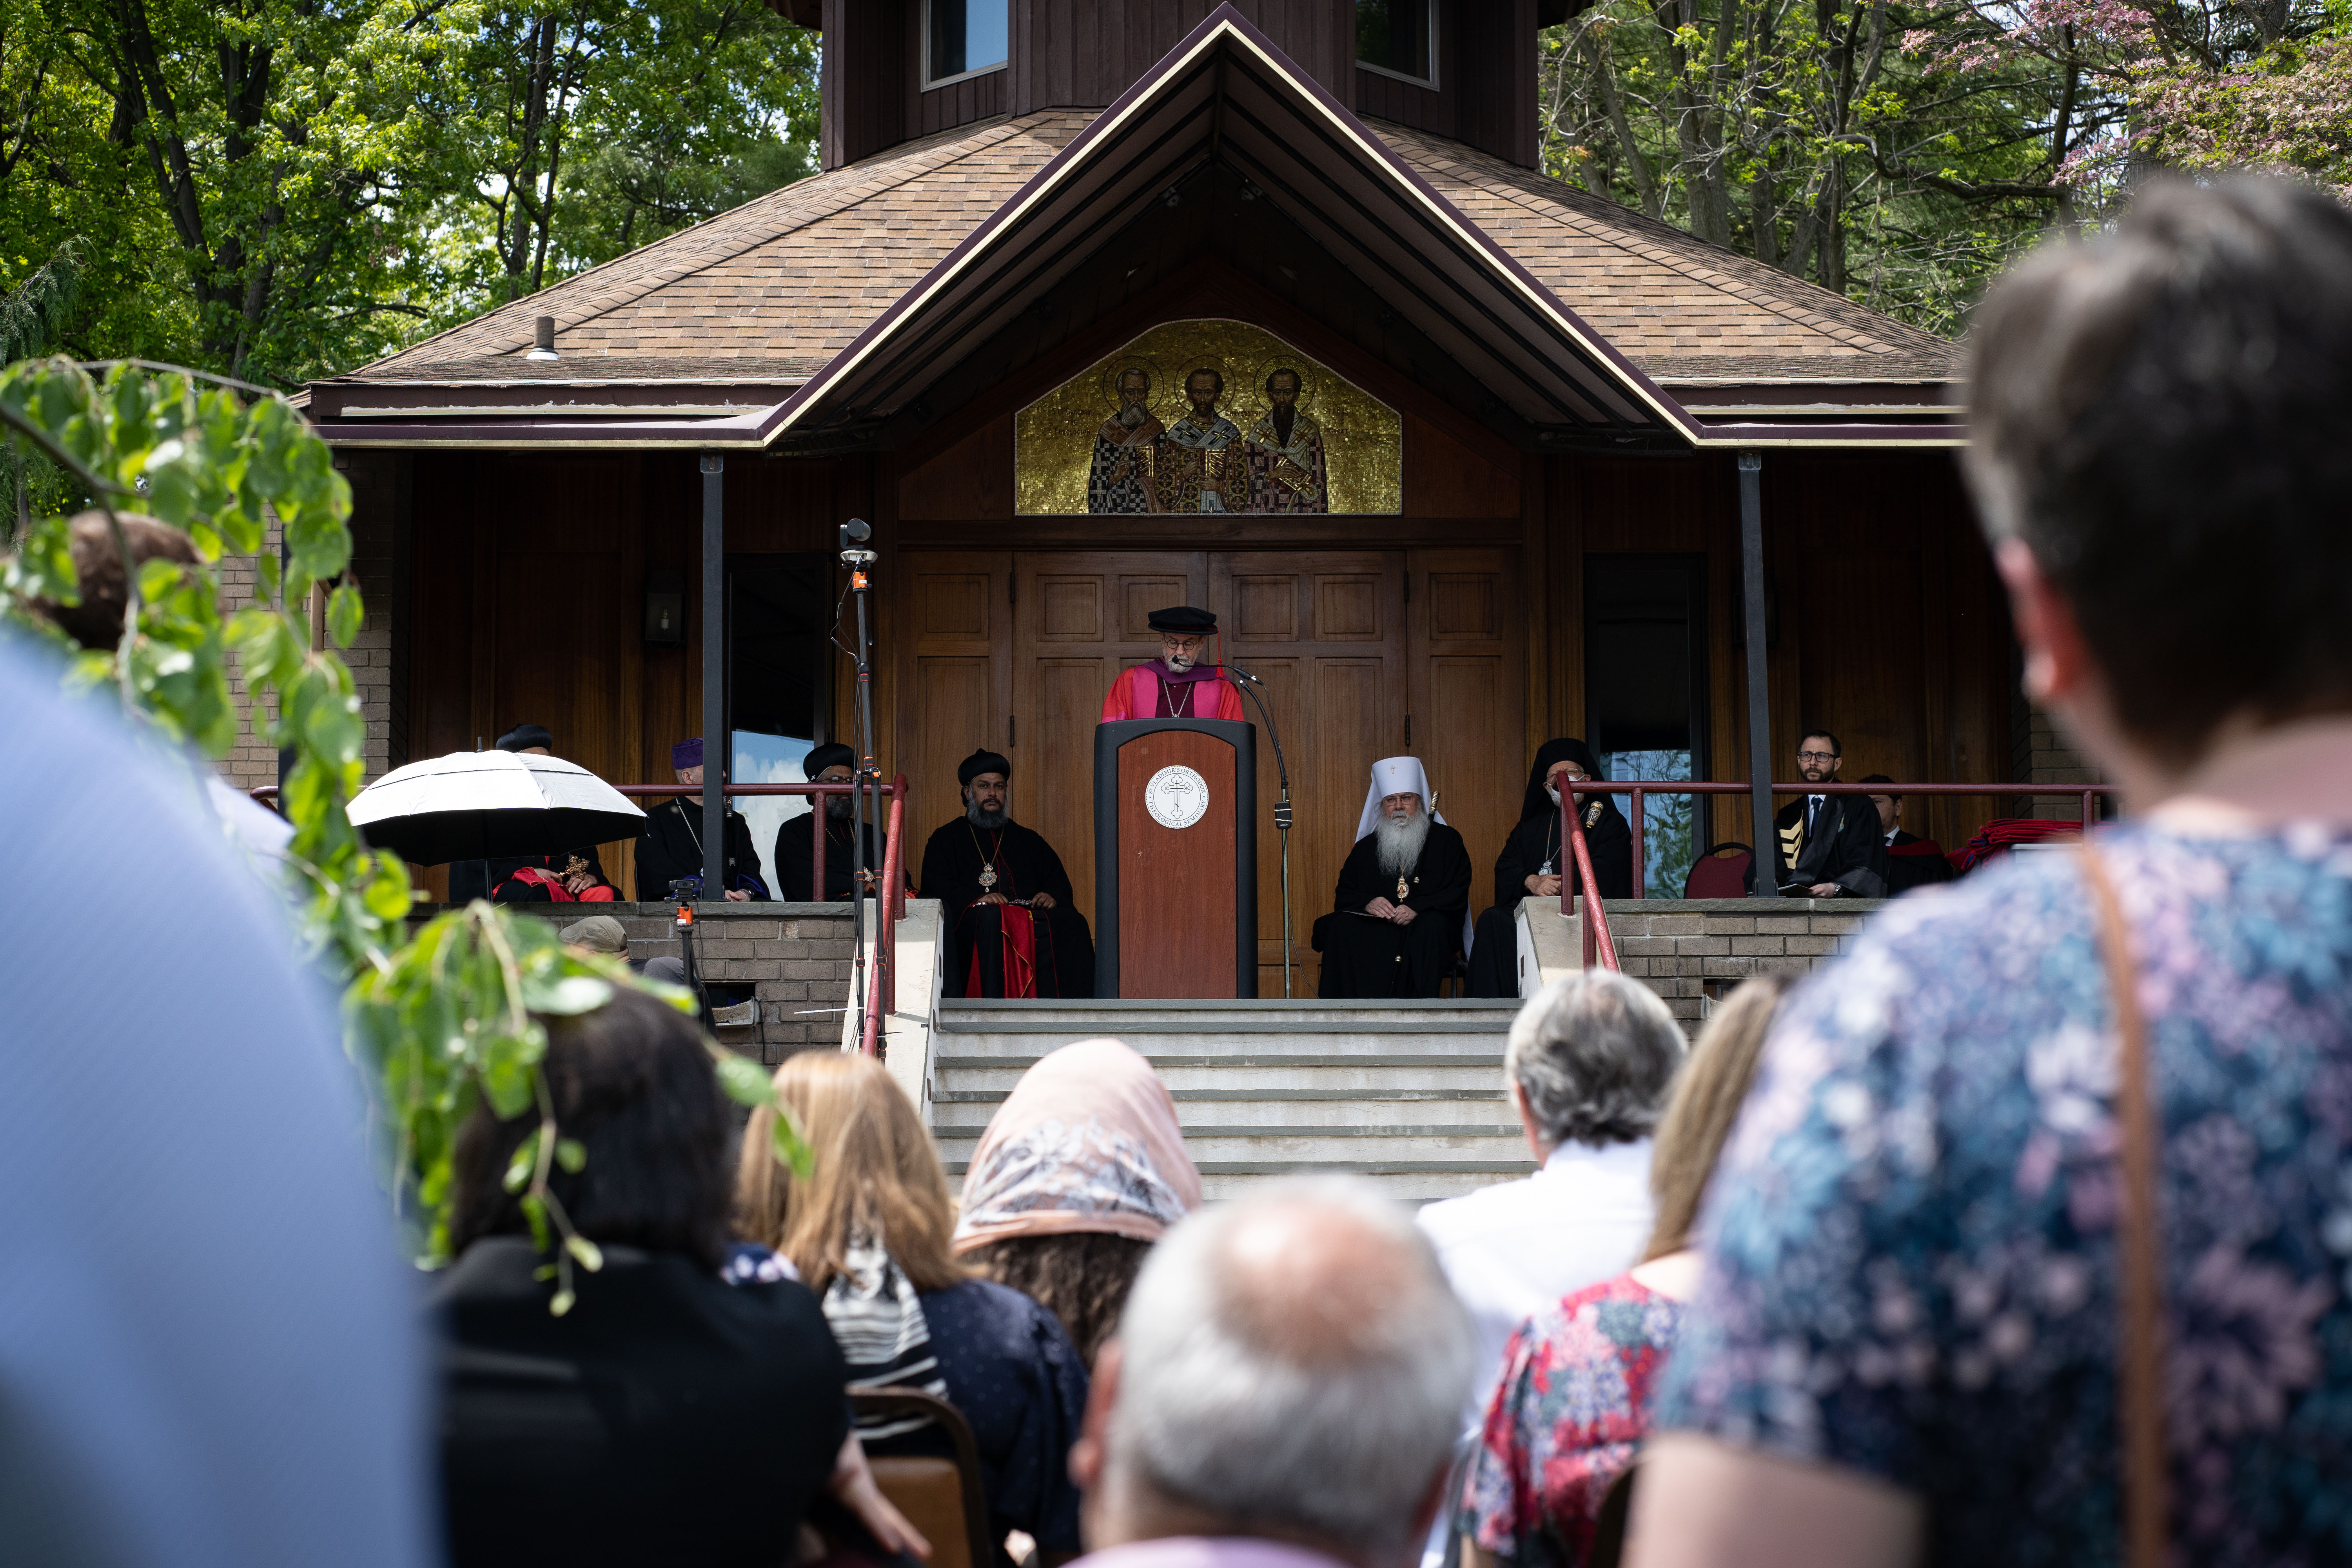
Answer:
xmin=555 ymin=1137 xmax=587 ymax=1173
xmin=326 ymin=581 xmax=364 ymax=648
xmin=548 ymin=1287 xmax=576 ymax=1317
xmin=502 ymin=1138 xmax=535 ymax=1194
xmin=520 ymin=974 xmax=612 ymax=1016
xmin=564 ymin=1234 xmax=604 ymax=1271
xmin=715 ymin=1051 xmax=776 ymax=1108
xmin=771 ymin=1105 xmax=816 ymax=1183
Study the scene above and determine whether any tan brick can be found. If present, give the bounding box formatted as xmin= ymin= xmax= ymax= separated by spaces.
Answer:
xmin=1784 ymin=935 xmax=1839 ymax=956
xmin=1757 ymin=917 xmax=1811 ymax=935
xmin=1674 ymin=936 xmax=1730 ymax=955
xmin=1731 ymin=935 xmax=1785 ymax=955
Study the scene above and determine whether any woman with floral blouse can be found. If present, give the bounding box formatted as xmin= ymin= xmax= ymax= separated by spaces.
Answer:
xmin=1630 ymin=183 xmax=2352 ymax=1568
xmin=1459 ymin=976 xmax=1791 ymax=1568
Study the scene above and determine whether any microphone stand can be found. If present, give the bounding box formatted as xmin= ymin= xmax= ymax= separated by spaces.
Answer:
xmin=840 ymin=519 xmax=878 ymax=1050
xmin=1225 ymin=665 xmax=1294 ymax=998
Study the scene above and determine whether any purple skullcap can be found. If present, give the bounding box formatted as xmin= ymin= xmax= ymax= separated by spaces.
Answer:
xmin=671 ymin=737 xmax=704 ymax=770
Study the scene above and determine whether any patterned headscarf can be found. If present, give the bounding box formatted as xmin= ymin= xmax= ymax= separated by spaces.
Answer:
xmin=951 ymin=1038 xmax=1202 ymax=1251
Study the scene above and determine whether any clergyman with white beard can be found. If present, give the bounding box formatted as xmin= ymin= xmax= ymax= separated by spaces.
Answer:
xmin=1317 ymin=756 xmax=1473 ymax=999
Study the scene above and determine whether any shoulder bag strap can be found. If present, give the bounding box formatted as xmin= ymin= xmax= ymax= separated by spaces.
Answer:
xmin=2081 ymin=846 xmax=2169 ymax=1568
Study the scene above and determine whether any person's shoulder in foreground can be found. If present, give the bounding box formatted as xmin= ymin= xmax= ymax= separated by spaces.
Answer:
xmin=0 ymin=636 xmax=431 ymax=1568
xmin=1656 ymin=822 xmax=2352 ymax=1554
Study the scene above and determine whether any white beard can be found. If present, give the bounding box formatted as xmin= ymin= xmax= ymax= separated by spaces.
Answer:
xmin=1375 ymin=811 xmax=1429 ymax=878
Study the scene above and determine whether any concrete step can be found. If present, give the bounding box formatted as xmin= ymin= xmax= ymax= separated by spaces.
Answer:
xmin=924 ymin=999 xmax=1528 ymax=1207
xmin=930 ymin=1087 xmax=1509 ymax=1132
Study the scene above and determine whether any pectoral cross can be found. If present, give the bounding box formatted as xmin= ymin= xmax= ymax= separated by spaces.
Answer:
xmin=1396 ymin=874 xmax=1410 ymax=903
xmin=978 ymin=864 xmax=998 ymax=891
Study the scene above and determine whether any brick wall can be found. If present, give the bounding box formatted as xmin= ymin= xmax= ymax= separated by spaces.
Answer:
xmin=444 ymin=902 xmax=860 ymax=1065
xmin=218 ymin=454 xmax=400 ymax=791
xmin=217 ymin=508 xmax=284 ymax=791
xmin=2020 ymin=701 xmax=2103 ymax=821
xmin=1596 ymin=899 xmax=1872 ymax=1031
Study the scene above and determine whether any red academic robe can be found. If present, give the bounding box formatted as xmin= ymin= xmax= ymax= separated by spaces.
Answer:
xmin=1100 ymin=663 xmax=1246 ymax=722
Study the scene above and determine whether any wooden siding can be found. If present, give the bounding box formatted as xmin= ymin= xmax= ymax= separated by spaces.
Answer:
xmin=1352 ymin=0 xmax=1540 ymax=167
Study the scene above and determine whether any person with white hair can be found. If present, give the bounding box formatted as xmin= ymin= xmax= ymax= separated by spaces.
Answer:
xmin=1316 ymin=756 xmax=1473 ymax=998
xmin=1068 ymin=1176 xmax=1477 ymax=1568
xmin=1414 ymin=970 xmax=1688 ymax=1564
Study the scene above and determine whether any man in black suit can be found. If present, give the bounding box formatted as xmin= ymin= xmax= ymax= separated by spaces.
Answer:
xmin=1766 ymin=730 xmax=1887 ymax=898
xmin=1862 ymin=772 xmax=1956 ymax=894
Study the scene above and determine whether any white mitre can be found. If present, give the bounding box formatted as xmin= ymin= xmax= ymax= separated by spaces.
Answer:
xmin=1354 ymin=755 xmax=1450 ymax=842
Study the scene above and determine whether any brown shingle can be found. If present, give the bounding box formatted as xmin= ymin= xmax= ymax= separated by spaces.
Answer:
xmin=347 ymin=110 xmax=1957 ymax=388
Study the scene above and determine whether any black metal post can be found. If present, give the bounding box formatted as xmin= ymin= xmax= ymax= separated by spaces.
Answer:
xmin=700 ymin=453 xmax=725 ymax=900
xmin=840 ymin=519 xmax=878 ymax=1047
xmin=1738 ymin=451 xmax=1776 ymax=897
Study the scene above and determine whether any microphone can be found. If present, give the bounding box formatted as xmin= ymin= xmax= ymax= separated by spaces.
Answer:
xmin=1226 ymin=664 xmax=1265 ymax=686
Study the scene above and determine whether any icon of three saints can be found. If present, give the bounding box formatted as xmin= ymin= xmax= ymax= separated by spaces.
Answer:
xmin=1085 ymin=363 xmax=1328 ymax=515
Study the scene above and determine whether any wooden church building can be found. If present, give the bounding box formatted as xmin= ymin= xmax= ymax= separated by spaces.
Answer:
xmin=303 ymin=2 xmax=2012 ymax=994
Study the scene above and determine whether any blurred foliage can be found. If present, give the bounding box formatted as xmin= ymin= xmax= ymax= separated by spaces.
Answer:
xmin=0 ymin=358 xmax=810 ymax=1303
xmin=0 ymin=0 xmax=816 ymax=385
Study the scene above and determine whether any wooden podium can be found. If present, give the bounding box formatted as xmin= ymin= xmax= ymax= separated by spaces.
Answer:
xmin=1094 ymin=719 xmax=1258 ymax=998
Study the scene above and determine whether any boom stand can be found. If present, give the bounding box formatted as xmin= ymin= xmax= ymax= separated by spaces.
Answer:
xmin=1229 ymin=668 xmax=1295 ymax=997
xmin=841 ymin=519 xmax=878 ymax=1051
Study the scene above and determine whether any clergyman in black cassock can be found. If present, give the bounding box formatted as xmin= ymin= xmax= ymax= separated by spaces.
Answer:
xmin=772 ymin=743 xmax=883 ymax=902
xmin=634 ymin=738 xmax=771 ymax=900
xmin=1466 ymin=739 xmax=1634 ymax=997
xmin=919 ymin=750 xmax=1095 ymax=998
xmin=1316 ymin=756 xmax=1473 ymax=999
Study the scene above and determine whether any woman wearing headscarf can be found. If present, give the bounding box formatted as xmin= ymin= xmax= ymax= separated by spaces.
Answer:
xmin=1466 ymin=740 xmax=1635 ymax=998
xmin=738 ymin=1052 xmax=1088 ymax=1566
xmin=953 ymin=1039 xmax=1203 ymax=1368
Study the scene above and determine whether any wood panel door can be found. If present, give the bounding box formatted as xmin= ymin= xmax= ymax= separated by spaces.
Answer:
xmin=484 ymin=457 xmax=644 ymax=897
xmin=895 ymin=553 xmax=1014 ymax=867
xmin=1408 ymin=548 xmax=1527 ymax=931
xmin=1210 ymin=551 xmax=1408 ymax=996
xmin=1011 ymin=552 xmax=1210 ymax=938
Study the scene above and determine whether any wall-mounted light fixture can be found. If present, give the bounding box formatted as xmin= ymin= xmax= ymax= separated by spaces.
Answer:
xmin=644 ymin=568 xmax=684 ymax=646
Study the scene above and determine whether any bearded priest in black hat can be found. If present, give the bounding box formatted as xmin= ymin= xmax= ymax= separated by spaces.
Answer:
xmin=1098 ymin=604 xmax=1246 ymax=722
xmin=773 ymin=741 xmax=885 ymax=902
xmin=918 ymin=749 xmax=1096 ymax=998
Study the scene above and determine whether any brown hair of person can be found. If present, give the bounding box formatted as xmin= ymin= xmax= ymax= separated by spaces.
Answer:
xmin=736 ymin=1051 xmax=966 ymax=1294
xmin=963 ymin=1231 xmax=1153 ymax=1368
xmin=1641 ymin=974 xmax=1792 ymax=1262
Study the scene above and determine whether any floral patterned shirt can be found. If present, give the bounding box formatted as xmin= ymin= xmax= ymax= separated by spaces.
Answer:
xmin=1460 ymin=1274 xmax=1682 ymax=1568
xmin=1658 ymin=823 xmax=2352 ymax=1564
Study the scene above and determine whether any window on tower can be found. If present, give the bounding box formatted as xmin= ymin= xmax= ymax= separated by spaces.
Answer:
xmin=1356 ymin=0 xmax=1436 ymax=86
xmin=926 ymin=0 xmax=1009 ymax=87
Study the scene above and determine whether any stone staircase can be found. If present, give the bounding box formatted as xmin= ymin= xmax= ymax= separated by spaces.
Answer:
xmin=927 ymin=998 xmax=1529 ymax=1203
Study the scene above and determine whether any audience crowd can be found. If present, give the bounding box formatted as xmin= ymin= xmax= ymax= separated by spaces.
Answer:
xmin=9 ymin=177 xmax=2352 ymax=1568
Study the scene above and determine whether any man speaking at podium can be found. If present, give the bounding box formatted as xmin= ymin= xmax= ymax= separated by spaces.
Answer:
xmin=1099 ymin=605 xmax=1245 ymax=722
xmin=918 ymin=750 xmax=1096 ymax=998
xmin=1318 ymin=757 xmax=1472 ymax=998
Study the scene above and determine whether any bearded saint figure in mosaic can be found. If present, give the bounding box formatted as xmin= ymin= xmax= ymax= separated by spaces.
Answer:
xmin=1243 ymin=365 xmax=1328 ymax=513
xmin=1148 ymin=366 xmax=1248 ymax=514
xmin=1085 ymin=365 xmax=1163 ymax=514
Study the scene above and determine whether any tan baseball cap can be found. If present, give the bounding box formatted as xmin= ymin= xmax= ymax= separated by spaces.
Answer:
xmin=558 ymin=915 xmax=628 ymax=954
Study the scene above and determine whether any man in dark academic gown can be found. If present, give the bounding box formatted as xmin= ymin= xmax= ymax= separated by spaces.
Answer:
xmin=1862 ymin=773 xmax=1956 ymax=895
xmin=1316 ymin=756 xmax=1473 ymax=999
xmin=1757 ymin=729 xmax=1887 ymax=898
xmin=919 ymin=750 xmax=1095 ymax=998
xmin=448 ymin=722 xmax=615 ymax=904
xmin=1098 ymin=605 xmax=1246 ymax=722
xmin=635 ymin=737 xmax=770 ymax=901
xmin=1466 ymin=739 xmax=1634 ymax=997
xmin=773 ymin=743 xmax=885 ymax=902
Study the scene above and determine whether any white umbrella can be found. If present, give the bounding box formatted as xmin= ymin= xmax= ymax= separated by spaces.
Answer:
xmin=348 ymin=750 xmax=646 ymax=866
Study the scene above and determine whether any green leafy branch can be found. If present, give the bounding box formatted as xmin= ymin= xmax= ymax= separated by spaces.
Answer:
xmin=0 ymin=357 xmax=812 ymax=1308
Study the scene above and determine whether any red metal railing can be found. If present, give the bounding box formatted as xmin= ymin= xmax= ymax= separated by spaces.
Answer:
xmin=1559 ymin=795 xmax=1622 ymax=972
xmin=1558 ymin=781 xmax=2125 ymax=974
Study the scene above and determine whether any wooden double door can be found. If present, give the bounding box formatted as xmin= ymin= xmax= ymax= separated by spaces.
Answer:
xmin=897 ymin=548 xmax=1525 ymax=995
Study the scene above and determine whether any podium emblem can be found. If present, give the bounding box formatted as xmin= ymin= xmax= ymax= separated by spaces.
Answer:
xmin=1145 ymin=764 xmax=1211 ymax=829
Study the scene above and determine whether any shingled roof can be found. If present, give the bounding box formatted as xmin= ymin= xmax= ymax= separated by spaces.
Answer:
xmin=343 ymin=117 xmax=1953 ymax=392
